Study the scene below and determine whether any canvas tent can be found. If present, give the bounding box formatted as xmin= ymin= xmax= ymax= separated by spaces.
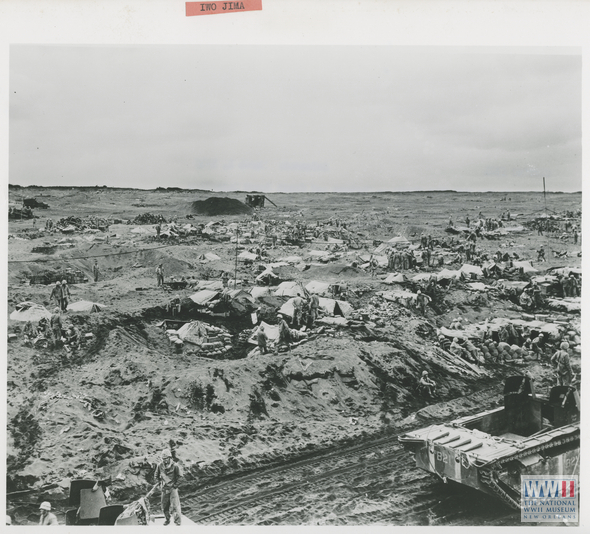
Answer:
xmin=305 ymin=280 xmax=331 ymax=296
xmin=67 ymin=300 xmax=106 ymax=313
xmin=189 ymin=289 xmax=220 ymax=306
xmin=278 ymin=296 xmax=353 ymax=319
xmin=247 ymin=322 xmax=280 ymax=345
xmin=384 ymin=273 xmax=407 ymax=284
xmin=194 ymin=280 xmax=224 ymax=291
xmin=238 ymin=251 xmax=257 ymax=261
xmin=250 ymin=286 xmax=272 ymax=299
xmin=273 ymin=281 xmax=308 ymax=297
xmin=177 ymin=321 xmax=209 ymax=345
xmin=10 ymin=302 xmax=52 ymax=322
xmin=460 ymin=264 xmax=484 ymax=278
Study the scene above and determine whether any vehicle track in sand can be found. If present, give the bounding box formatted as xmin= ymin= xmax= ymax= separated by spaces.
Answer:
xmin=181 ymin=432 xmax=519 ymax=526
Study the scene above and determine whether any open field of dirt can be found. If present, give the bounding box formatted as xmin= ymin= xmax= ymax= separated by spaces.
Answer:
xmin=6 ymin=186 xmax=581 ymax=525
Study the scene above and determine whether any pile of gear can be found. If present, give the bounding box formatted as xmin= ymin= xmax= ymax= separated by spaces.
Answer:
xmin=29 ymin=268 xmax=87 ymax=286
xmin=133 ymin=213 xmax=167 ymax=225
xmin=56 ymin=216 xmax=111 ymax=231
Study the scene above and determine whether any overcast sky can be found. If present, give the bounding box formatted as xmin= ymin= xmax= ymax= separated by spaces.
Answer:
xmin=9 ymin=46 xmax=581 ymax=192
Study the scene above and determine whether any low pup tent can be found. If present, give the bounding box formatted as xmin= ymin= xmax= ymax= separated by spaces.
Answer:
xmin=10 ymin=302 xmax=52 ymax=322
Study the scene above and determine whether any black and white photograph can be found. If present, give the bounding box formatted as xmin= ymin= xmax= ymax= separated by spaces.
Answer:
xmin=3 ymin=2 xmax=587 ymax=529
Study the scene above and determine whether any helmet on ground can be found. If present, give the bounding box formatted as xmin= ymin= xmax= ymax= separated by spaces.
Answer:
xmin=54 ymin=307 xmax=60 ymax=313
xmin=39 ymin=502 xmax=51 ymax=511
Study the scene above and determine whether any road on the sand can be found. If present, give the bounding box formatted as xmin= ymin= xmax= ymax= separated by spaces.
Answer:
xmin=181 ymin=432 xmax=519 ymax=526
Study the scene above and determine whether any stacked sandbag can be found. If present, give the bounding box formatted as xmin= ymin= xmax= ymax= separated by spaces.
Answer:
xmin=196 ymin=325 xmax=233 ymax=358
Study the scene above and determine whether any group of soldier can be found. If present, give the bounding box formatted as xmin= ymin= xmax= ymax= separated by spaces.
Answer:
xmin=23 ymin=309 xmax=81 ymax=351
xmin=255 ymin=292 xmax=321 ymax=355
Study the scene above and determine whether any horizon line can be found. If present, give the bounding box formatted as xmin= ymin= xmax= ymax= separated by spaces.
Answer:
xmin=7 ymin=184 xmax=582 ymax=195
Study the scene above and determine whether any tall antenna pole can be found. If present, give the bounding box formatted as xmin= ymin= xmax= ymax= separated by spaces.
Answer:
xmin=543 ymin=177 xmax=547 ymax=213
xmin=234 ymin=227 xmax=239 ymax=289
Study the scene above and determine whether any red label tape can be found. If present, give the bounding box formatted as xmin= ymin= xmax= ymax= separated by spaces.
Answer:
xmin=186 ymin=0 xmax=262 ymax=16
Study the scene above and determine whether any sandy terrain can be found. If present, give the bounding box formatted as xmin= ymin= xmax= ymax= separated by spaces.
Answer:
xmin=6 ymin=186 xmax=581 ymax=525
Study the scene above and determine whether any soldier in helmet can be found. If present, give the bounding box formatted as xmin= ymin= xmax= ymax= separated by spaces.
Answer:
xmin=61 ymin=280 xmax=71 ymax=312
xmin=154 ymin=448 xmax=182 ymax=525
xmin=49 ymin=281 xmax=63 ymax=309
xmin=419 ymin=371 xmax=436 ymax=399
xmin=39 ymin=501 xmax=58 ymax=525
xmin=551 ymin=342 xmax=573 ymax=387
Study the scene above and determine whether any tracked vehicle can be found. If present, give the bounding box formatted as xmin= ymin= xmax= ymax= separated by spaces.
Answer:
xmin=399 ymin=376 xmax=579 ymax=509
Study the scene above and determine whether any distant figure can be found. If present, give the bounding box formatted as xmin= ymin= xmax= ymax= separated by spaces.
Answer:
xmin=465 ymin=215 xmax=470 ymax=228
xmin=39 ymin=501 xmax=58 ymax=526
xmin=256 ymin=325 xmax=269 ymax=354
xmin=156 ymin=222 xmax=162 ymax=239
xmin=221 ymin=271 xmax=230 ymax=288
xmin=92 ymin=260 xmax=100 ymax=282
xmin=156 ymin=264 xmax=164 ymax=287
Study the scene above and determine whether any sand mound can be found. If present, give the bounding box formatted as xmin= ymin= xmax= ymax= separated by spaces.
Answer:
xmin=191 ymin=197 xmax=252 ymax=216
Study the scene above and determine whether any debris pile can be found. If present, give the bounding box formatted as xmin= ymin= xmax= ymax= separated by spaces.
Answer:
xmin=56 ymin=216 xmax=111 ymax=232
xmin=133 ymin=213 xmax=167 ymax=225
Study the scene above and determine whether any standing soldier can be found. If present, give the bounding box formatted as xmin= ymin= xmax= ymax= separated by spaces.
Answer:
xmin=50 ymin=281 xmax=63 ymax=309
xmin=416 ymin=289 xmax=431 ymax=316
xmin=60 ymin=280 xmax=71 ymax=312
xmin=256 ymin=325 xmax=269 ymax=354
xmin=92 ymin=260 xmax=100 ymax=282
xmin=50 ymin=308 xmax=63 ymax=347
xmin=156 ymin=222 xmax=162 ymax=239
xmin=154 ymin=448 xmax=182 ymax=526
xmin=569 ymin=273 xmax=580 ymax=297
xmin=423 ymin=247 xmax=431 ymax=268
xmin=292 ymin=293 xmax=304 ymax=328
xmin=221 ymin=271 xmax=230 ymax=288
xmin=551 ymin=342 xmax=573 ymax=387
xmin=156 ymin=264 xmax=164 ymax=287
xmin=277 ymin=315 xmax=291 ymax=353
xmin=309 ymin=293 xmax=320 ymax=327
